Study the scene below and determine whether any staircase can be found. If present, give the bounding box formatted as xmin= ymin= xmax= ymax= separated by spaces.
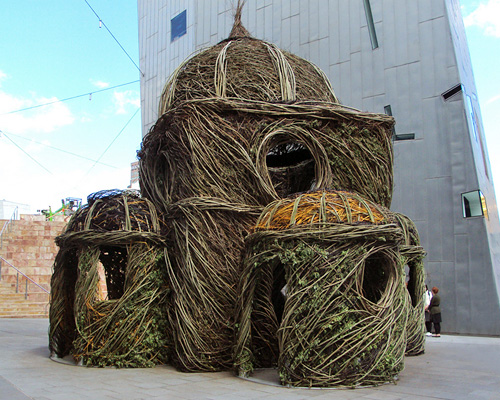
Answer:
xmin=0 ymin=281 xmax=50 ymax=317
xmin=0 ymin=214 xmax=67 ymax=318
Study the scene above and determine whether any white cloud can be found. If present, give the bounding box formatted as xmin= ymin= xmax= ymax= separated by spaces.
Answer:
xmin=0 ymin=91 xmax=74 ymax=134
xmin=0 ymin=70 xmax=7 ymax=85
xmin=486 ymin=94 xmax=500 ymax=105
xmin=463 ymin=0 xmax=500 ymax=37
xmin=0 ymin=73 xmax=137 ymax=213
xmin=91 ymin=79 xmax=110 ymax=89
xmin=113 ymin=90 xmax=140 ymax=114
xmin=0 ymin=133 xmax=132 ymax=212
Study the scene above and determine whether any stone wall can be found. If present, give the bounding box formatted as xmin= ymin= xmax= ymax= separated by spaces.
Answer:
xmin=0 ymin=215 xmax=67 ymax=298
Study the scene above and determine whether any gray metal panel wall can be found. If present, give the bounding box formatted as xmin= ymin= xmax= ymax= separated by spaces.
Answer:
xmin=137 ymin=0 xmax=500 ymax=335
xmin=138 ymin=0 xmax=196 ymax=134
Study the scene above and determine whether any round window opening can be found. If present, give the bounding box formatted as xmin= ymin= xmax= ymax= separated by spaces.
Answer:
xmin=361 ymin=252 xmax=394 ymax=304
xmin=266 ymin=142 xmax=316 ymax=197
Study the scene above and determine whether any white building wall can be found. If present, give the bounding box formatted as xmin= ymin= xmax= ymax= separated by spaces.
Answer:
xmin=0 ymin=200 xmax=30 ymax=220
xmin=137 ymin=0 xmax=500 ymax=335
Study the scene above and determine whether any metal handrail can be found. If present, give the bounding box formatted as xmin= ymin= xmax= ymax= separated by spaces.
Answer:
xmin=0 ymin=256 xmax=50 ymax=299
xmin=0 ymin=206 xmax=19 ymax=249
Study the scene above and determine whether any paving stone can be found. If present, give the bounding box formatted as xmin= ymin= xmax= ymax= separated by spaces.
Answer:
xmin=1 ymin=319 xmax=500 ymax=400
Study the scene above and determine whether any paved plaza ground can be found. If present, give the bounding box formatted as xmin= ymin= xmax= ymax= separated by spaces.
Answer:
xmin=1 ymin=318 xmax=499 ymax=400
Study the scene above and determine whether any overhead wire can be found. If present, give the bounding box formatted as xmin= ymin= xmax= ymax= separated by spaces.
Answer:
xmin=80 ymin=107 xmax=140 ymax=180
xmin=1 ymin=131 xmax=118 ymax=168
xmin=1 ymin=80 xmax=140 ymax=115
xmin=1 ymin=131 xmax=53 ymax=175
xmin=83 ymin=0 xmax=144 ymax=76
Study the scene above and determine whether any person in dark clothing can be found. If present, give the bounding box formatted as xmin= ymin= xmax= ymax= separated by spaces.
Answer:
xmin=428 ymin=286 xmax=442 ymax=337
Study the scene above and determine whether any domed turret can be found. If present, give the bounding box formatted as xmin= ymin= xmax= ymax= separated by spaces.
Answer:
xmin=158 ymin=5 xmax=338 ymax=115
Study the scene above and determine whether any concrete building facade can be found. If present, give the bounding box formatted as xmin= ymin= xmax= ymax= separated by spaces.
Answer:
xmin=137 ymin=0 xmax=500 ymax=335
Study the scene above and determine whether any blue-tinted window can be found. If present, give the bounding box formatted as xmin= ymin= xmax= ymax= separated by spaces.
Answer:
xmin=171 ymin=10 xmax=187 ymax=42
xmin=462 ymin=190 xmax=487 ymax=218
xmin=362 ymin=0 xmax=379 ymax=49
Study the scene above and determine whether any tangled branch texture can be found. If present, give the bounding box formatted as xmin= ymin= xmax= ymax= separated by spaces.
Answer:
xmin=49 ymin=9 xmax=426 ymax=388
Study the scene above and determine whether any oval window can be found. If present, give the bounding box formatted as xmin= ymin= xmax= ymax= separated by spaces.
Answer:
xmin=266 ymin=141 xmax=315 ymax=197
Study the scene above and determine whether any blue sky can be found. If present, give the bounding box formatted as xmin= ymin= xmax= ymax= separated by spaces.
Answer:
xmin=463 ymin=0 xmax=500 ymax=202
xmin=0 ymin=1 xmax=499 ymax=214
xmin=0 ymin=1 xmax=141 ymax=213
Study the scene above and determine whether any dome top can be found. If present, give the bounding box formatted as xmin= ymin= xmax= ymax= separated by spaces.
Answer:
xmin=64 ymin=189 xmax=163 ymax=234
xmin=158 ymin=6 xmax=338 ymax=115
xmin=254 ymin=191 xmax=393 ymax=231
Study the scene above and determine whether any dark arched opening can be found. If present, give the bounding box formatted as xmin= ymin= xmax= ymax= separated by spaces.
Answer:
xmin=405 ymin=261 xmax=419 ymax=307
xmin=99 ymin=246 xmax=127 ymax=300
xmin=362 ymin=252 xmax=393 ymax=303
xmin=266 ymin=142 xmax=315 ymax=197
xmin=271 ymin=262 xmax=287 ymax=325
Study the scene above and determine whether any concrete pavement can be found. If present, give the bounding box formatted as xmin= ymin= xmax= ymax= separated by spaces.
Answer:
xmin=1 ymin=318 xmax=499 ymax=400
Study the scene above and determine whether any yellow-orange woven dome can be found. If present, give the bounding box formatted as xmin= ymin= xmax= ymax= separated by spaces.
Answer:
xmin=254 ymin=190 xmax=393 ymax=231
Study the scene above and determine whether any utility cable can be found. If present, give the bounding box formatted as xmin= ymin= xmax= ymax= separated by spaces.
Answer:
xmin=2 ymin=131 xmax=118 ymax=168
xmin=1 ymin=132 xmax=53 ymax=175
xmin=1 ymin=80 xmax=139 ymax=115
xmin=83 ymin=0 xmax=144 ymax=76
xmin=81 ymin=107 xmax=140 ymax=179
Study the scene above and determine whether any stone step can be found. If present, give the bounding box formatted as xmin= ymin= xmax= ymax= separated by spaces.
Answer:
xmin=0 ymin=274 xmax=52 ymax=285
xmin=0 ymin=286 xmax=49 ymax=300
xmin=0 ymin=278 xmax=51 ymax=299
xmin=0 ymin=289 xmax=45 ymax=297
xmin=0 ymin=290 xmax=48 ymax=300
xmin=0 ymin=300 xmax=49 ymax=306
xmin=0 ymin=302 xmax=49 ymax=310
xmin=0 ymin=284 xmax=18 ymax=294
xmin=0 ymin=216 xmax=63 ymax=318
xmin=0 ymin=299 xmax=49 ymax=314
xmin=0 ymin=307 xmax=49 ymax=318
xmin=0 ymin=311 xmax=48 ymax=318
xmin=0 ymin=295 xmax=49 ymax=303
xmin=0 ymin=281 xmax=50 ymax=317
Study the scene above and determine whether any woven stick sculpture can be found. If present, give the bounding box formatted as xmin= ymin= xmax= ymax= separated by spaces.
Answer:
xmin=49 ymin=2 xmax=426 ymax=388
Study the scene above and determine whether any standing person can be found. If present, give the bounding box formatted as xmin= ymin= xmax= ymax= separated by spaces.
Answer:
xmin=429 ymin=286 xmax=442 ymax=337
xmin=424 ymin=285 xmax=433 ymax=336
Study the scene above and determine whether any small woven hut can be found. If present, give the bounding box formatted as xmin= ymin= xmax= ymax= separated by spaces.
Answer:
xmin=234 ymin=191 xmax=424 ymax=387
xmin=49 ymin=190 xmax=170 ymax=367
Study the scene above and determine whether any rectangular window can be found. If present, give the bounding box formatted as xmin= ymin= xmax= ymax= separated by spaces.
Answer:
xmin=384 ymin=105 xmax=396 ymax=140
xmin=384 ymin=105 xmax=396 ymax=139
xmin=462 ymin=190 xmax=488 ymax=218
xmin=171 ymin=10 xmax=187 ymax=42
xmin=363 ymin=0 xmax=379 ymax=49
xmin=442 ymin=84 xmax=463 ymax=101
xmin=394 ymin=133 xmax=415 ymax=141
xmin=384 ymin=105 xmax=415 ymax=141
xmin=465 ymin=94 xmax=489 ymax=179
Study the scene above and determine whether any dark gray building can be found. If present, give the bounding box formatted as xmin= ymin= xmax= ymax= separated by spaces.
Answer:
xmin=137 ymin=0 xmax=500 ymax=335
